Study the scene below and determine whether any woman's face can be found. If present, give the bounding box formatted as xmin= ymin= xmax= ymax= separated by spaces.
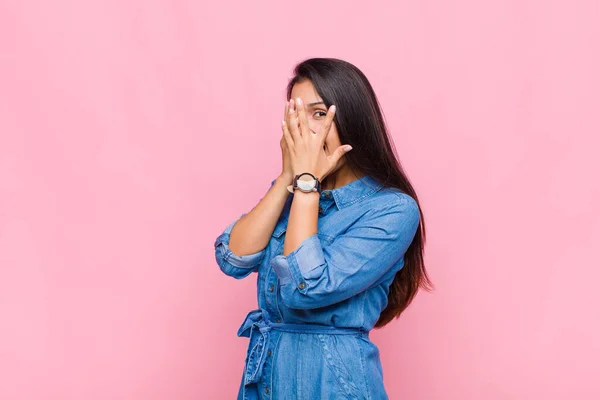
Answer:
xmin=289 ymin=80 xmax=346 ymax=174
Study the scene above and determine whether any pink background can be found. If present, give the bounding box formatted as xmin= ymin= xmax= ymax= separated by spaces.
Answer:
xmin=1 ymin=1 xmax=599 ymax=399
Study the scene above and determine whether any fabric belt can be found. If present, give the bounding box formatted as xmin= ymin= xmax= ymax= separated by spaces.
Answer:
xmin=237 ymin=308 xmax=366 ymax=387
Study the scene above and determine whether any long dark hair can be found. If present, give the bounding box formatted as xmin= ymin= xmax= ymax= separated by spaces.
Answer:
xmin=286 ymin=58 xmax=434 ymax=328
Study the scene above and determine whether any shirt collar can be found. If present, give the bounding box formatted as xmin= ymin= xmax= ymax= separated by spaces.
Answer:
xmin=323 ymin=175 xmax=383 ymax=210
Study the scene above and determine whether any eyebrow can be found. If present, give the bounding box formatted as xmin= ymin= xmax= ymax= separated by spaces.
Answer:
xmin=306 ymin=101 xmax=325 ymax=107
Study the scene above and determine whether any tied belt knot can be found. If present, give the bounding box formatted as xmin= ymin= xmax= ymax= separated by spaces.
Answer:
xmin=236 ymin=308 xmax=367 ymax=387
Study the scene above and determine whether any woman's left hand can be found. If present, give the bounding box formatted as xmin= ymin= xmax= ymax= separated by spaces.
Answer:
xmin=282 ymin=97 xmax=353 ymax=182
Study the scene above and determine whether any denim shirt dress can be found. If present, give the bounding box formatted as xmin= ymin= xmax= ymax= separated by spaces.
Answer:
xmin=214 ymin=175 xmax=420 ymax=400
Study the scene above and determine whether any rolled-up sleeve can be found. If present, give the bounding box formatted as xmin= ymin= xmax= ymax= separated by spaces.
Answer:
xmin=214 ymin=178 xmax=278 ymax=279
xmin=214 ymin=213 xmax=268 ymax=279
xmin=270 ymin=194 xmax=420 ymax=309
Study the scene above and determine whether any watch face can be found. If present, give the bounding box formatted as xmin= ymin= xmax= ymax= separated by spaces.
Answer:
xmin=296 ymin=173 xmax=317 ymax=192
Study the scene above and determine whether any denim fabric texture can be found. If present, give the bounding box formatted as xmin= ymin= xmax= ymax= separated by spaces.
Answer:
xmin=214 ymin=175 xmax=420 ymax=400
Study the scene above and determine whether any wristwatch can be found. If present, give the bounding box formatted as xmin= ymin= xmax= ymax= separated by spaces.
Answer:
xmin=286 ymin=172 xmax=322 ymax=194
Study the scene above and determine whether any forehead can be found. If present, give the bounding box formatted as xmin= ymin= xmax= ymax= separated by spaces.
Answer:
xmin=290 ymin=80 xmax=323 ymax=105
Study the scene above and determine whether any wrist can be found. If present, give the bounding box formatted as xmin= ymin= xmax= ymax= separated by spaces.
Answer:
xmin=277 ymin=173 xmax=294 ymax=185
xmin=292 ymin=189 xmax=320 ymax=200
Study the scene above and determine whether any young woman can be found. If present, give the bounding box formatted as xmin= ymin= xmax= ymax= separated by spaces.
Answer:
xmin=214 ymin=58 xmax=433 ymax=400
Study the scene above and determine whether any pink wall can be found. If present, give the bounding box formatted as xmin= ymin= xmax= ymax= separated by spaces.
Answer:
xmin=1 ymin=1 xmax=599 ymax=399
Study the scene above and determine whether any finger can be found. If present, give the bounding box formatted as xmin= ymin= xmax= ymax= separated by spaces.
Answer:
xmin=318 ymin=104 xmax=337 ymax=143
xmin=287 ymin=103 xmax=302 ymax=142
xmin=281 ymin=118 xmax=294 ymax=152
xmin=283 ymin=99 xmax=289 ymax=121
xmin=329 ymin=144 xmax=353 ymax=165
xmin=285 ymin=98 xmax=295 ymax=137
xmin=295 ymin=97 xmax=310 ymax=139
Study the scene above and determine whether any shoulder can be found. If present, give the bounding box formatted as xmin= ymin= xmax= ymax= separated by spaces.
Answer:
xmin=343 ymin=189 xmax=420 ymax=245
xmin=365 ymin=186 xmax=419 ymax=215
xmin=355 ymin=187 xmax=420 ymax=232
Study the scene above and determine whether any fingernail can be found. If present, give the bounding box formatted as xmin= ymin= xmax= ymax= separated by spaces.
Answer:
xmin=344 ymin=145 xmax=353 ymax=152
xmin=330 ymin=105 xmax=336 ymax=112
xmin=296 ymin=97 xmax=302 ymax=105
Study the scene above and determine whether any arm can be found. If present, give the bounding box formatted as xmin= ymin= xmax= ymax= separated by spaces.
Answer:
xmin=214 ymin=174 xmax=292 ymax=279
xmin=270 ymin=194 xmax=420 ymax=309
xmin=283 ymin=189 xmax=320 ymax=256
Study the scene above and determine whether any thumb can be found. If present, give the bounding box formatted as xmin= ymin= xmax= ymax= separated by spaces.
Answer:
xmin=330 ymin=145 xmax=353 ymax=164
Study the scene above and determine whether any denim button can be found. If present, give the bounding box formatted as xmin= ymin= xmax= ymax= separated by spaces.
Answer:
xmin=298 ymin=281 xmax=306 ymax=289
xmin=267 ymin=349 xmax=272 ymax=357
xmin=265 ymin=386 xmax=269 ymax=394
xmin=268 ymin=284 xmax=274 ymax=292
xmin=324 ymin=191 xmax=331 ymax=199
xmin=318 ymin=206 xmax=323 ymax=214
xmin=276 ymin=318 xmax=281 ymax=323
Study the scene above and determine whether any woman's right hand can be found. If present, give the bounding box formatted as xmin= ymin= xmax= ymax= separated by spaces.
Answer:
xmin=279 ymin=99 xmax=295 ymax=184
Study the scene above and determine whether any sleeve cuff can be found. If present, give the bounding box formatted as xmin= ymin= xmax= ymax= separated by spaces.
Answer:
xmin=270 ymin=234 xmax=325 ymax=294
xmin=214 ymin=215 xmax=266 ymax=268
